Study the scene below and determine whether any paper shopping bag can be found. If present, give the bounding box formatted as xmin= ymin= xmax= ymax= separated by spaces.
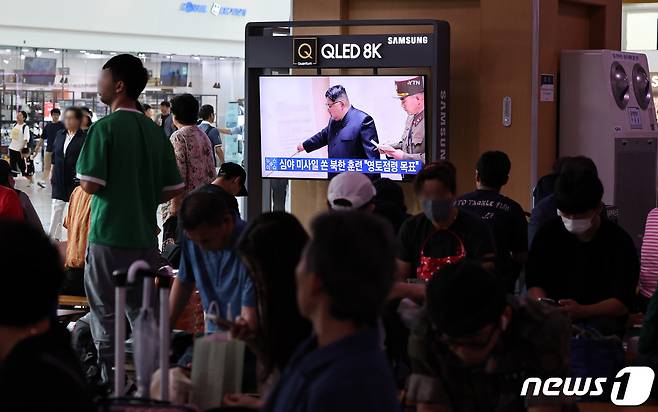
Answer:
xmin=190 ymin=333 xmax=245 ymax=410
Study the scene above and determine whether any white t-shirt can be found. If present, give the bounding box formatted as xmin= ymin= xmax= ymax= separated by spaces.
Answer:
xmin=9 ymin=124 xmax=30 ymax=152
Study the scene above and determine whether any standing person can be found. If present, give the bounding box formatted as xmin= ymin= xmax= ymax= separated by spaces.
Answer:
xmin=456 ymin=151 xmax=528 ymax=293
xmin=198 ymin=104 xmax=223 ymax=165
xmin=161 ymin=93 xmax=216 ymax=249
xmin=61 ymin=186 xmax=92 ymax=296
xmin=296 ymin=85 xmax=380 ymax=178
xmin=0 ymin=220 xmax=94 ymax=412
xmin=223 ymin=212 xmax=312 ymax=409
xmin=76 ymin=54 xmax=184 ymax=385
xmin=80 ymin=107 xmax=93 ymax=131
xmin=36 ymin=108 xmax=64 ymax=188
xmin=142 ymin=103 xmax=155 ymax=120
xmin=378 ymin=76 xmax=425 ymax=165
xmin=262 ymin=212 xmax=400 ymax=412
xmin=159 ymin=100 xmax=175 ymax=137
xmin=9 ymin=110 xmax=30 ymax=180
xmin=48 ymin=107 xmax=85 ymax=241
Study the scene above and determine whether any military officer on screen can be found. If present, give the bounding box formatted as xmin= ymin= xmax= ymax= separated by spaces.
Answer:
xmin=379 ymin=76 xmax=426 ymax=165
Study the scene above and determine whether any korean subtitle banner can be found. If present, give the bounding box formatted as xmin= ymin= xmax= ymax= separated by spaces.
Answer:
xmin=264 ymin=157 xmax=422 ymax=174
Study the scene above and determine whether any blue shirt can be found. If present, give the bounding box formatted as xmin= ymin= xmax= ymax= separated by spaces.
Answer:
xmin=528 ymin=193 xmax=556 ymax=247
xmin=263 ymin=328 xmax=400 ymax=412
xmin=178 ymin=218 xmax=255 ymax=331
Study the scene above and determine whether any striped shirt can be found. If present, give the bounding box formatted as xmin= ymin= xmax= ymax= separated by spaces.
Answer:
xmin=63 ymin=186 xmax=92 ymax=269
xmin=640 ymin=208 xmax=658 ymax=298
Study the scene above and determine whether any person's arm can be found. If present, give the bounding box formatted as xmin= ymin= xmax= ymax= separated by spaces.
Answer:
xmin=215 ymin=145 xmax=225 ymax=165
xmin=33 ymin=138 xmax=44 ymax=155
xmin=22 ymin=125 xmax=30 ymax=147
xmin=360 ymin=115 xmax=379 ymax=160
xmin=80 ymin=180 xmax=102 ymax=194
xmin=299 ymin=125 xmax=329 ymax=153
xmin=241 ymin=306 xmax=257 ymax=331
xmin=558 ymin=298 xmax=628 ymax=320
xmin=169 ymin=276 xmax=195 ymax=327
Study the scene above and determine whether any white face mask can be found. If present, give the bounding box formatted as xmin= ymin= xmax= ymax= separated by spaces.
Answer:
xmin=560 ymin=214 xmax=593 ymax=234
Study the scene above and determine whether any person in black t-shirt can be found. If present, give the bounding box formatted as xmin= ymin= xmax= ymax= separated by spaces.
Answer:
xmin=393 ymin=161 xmax=496 ymax=302
xmin=0 ymin=219 xmax=94 ymax=411
xmin=37 ymin=108 xmax=65 ymax=188
xmin=456 ymin=151 xmax=528 ymax=293
xmin=526 ymin=168 xmax=639 ymax=337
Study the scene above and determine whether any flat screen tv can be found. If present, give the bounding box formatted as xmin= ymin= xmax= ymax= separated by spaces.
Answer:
xmin=160 ymin=62 xmax=188 ymax=87
xmin=259 ymin=75 xmax=427 ymax=180
xmin=23 ymin=57 xmax=57 ymax=85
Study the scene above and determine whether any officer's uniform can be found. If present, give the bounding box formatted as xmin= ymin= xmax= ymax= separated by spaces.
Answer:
xmin=392 ymin=76 xmax=425 ymax=165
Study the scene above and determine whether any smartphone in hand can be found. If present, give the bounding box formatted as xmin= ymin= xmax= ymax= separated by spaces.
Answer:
xmin=538 ymin=297 xmax=560 ymax=307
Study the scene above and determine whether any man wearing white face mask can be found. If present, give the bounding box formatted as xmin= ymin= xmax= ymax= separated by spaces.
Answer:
xmin=526 ymin=170 xmax=639 ymax=337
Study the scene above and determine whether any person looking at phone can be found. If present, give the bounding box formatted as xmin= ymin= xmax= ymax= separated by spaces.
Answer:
xmin=392 ymin=161 xmax=496 ymax=302
xmin=407 ymin=260 xmax=571 ymax=412
xmin=262 ymin=212 xmax=400 ymax=412
xmin=169 ymin=187 xmax=256 ymax=332
xmin=222 ymin=212 xmax=312 ymax=409
xmin=526 ymin=167 xmax=639 ymax=337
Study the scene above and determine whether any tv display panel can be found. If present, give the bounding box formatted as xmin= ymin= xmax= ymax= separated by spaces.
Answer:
xmin=23 ymin=57 xmax=57 ymax=85
xmin=259 ymin=75 xmax=427 ymax=180
xmin=160 ymin=62 xmax=188 ymax=87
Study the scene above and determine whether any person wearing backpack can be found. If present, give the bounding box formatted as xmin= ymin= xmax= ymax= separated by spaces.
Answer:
xmin=198 ymin=104 xmax=224 ymax=166
xmin=8 ymin=111 xmax=31 ymax=182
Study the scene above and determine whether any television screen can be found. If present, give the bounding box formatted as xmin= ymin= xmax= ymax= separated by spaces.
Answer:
xmin=160 ymin=62 xmax=188 ymax=87
xmin=259 ymin=75 xmax=427 ymax=180
xmin=23 ymin=57 xmax=57 ymax=85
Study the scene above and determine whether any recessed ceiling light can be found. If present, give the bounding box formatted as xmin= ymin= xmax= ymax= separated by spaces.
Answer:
xmin=21 ymin=48 xmax=29 ymax=52
xmin=193 ymin=56 xmax=200 ymax=60
xmin=109 ymin=52 xmax=117 ymax=55
xmin=36 ymin=50 xmax=42 ymax=57
xmin=80 ymin=50 xmax=87 ymax=54
xmin=53 ymin=50 xmax=60 ymax=54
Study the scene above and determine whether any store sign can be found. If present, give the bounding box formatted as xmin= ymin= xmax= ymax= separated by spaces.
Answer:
xmin=291 ymin=34 xmax=431 ymax=67
xmin=179 ymin=2 xmax=207 ymax=13
xmin=651 ymin=73 xmax=658 ymax=97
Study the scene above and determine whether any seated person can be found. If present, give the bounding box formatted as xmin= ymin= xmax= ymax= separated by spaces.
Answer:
xmin=326 ymin=172 xmax=376 ymax=212
xmin=526 ymin=169 xmax=638 ymax=337
xmin=61 ymin=186 xmax=93 ymax=296
xmin=0 ymin=219 xmax=93 ymax=411
xmin=407 ymin=261 xmax=571 ymax=412
xmin=212 ymin=162 xmax=248 ymax=198
xmin=456 ymin=151 xmax=528 ymax=293
xmin=373 ymin=177 xmax=412 ymax=235
xmin=528 ymin=156 xmax=597 ymax=246
xmin=0 ymin=159 xmax=38 ymax=228
xmin=169 ymin=187 xmax=256 ymax=332
xmin=394 ymin=161 xmax=496 ymax=301
xmin=223 ymin=212 xmax=312 ymax=409
xmin=262 ymin=212 xmax=400 ymax=412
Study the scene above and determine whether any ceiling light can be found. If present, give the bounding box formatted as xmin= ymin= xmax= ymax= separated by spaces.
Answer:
xmin=36 ymin=50 xmax=42 ymax=57
xmin=80 ymin=50 xmax=87 ymax=54
xmin=53 ymin=50 xmax=60 ymax=54
xmin=193 ymin=56 xmax=200 ymax=60
xmin=2 ymin=60 xmax=8 ymax=65
xmin=48 ymin=48 xmax=56 ymax=52
xmin=20 ymin=55 xmax=25 ymax=60
xmin=5 ymin=49 xmax=10 ymax=53
xmin=21 ymin=48 xmax=29 ymax=52
xmin=109 ymin=52 xmax=117 ymax=55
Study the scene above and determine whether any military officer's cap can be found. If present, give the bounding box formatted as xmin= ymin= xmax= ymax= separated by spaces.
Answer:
xmin=395 ymin=76 xmax=424 ymax=98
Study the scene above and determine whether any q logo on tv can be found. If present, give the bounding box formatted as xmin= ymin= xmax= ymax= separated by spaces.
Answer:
xmin=293 ymin=38 xmax=317 ymax=66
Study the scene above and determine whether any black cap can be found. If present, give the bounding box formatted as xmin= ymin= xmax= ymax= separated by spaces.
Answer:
xmin=218 ymin=162 xmax=248 ymax=196
xmin=426 ymin=261 xmax=506 ymax=337
xmin=0 ymin=159 xmax=19 ymax=182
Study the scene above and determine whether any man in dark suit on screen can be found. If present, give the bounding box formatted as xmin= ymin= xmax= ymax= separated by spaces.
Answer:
xmin=296 ymin=85 xmax=380 ymax=170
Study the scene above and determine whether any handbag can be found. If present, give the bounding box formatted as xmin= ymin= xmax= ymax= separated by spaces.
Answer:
xmin=190 ymin=302 xmax=246 ymax=410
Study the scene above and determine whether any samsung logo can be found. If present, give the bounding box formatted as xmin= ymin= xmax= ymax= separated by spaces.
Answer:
xmin=387 ymin=36 xmax=429 ymax=45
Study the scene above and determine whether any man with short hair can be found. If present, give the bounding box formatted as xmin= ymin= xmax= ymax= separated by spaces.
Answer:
xmin=407 ymin=261 xmax=571 ymax=412
xmin=198 ymin=104 xmax=223 ymax=165
xmin=526 ymin=169 xmax=639 ymax=337
xmin=37 ymin=108 xmax=64 ymax=188
xmin=0 ymin=219 xmax=94 ymax=411
xmin=263 ymin=212 xmax=400 ymax=412
xmin=76 ymin=54 xmax=184 ymax=384
xmin=456 ymin=151 xmax=528 ymax=292
xmin=296 ymin=85 xmax=380 ymax=178
xmin=212 ymin=162 xmax=248 ymax=198
xmin=326 ymin=171 xmax=376 ymax=212
xmin=169 ymin=188 xmax=255 ymax=331
xmin=159 ymin=100 xmax=175 ymax=137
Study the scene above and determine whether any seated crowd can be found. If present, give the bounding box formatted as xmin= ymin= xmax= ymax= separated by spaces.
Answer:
xmin=0 ymin=53 xmax=655 ymax=412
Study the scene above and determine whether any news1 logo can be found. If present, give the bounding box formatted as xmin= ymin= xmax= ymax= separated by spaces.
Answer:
xmin=293 ymin=38 xmax=317 ymax=66
xmin=521 ymin=367 xmax=655 ymax=406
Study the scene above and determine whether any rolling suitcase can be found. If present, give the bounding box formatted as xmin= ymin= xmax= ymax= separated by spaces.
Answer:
xmin=98 ymin=260 xmax=196 ymax=412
